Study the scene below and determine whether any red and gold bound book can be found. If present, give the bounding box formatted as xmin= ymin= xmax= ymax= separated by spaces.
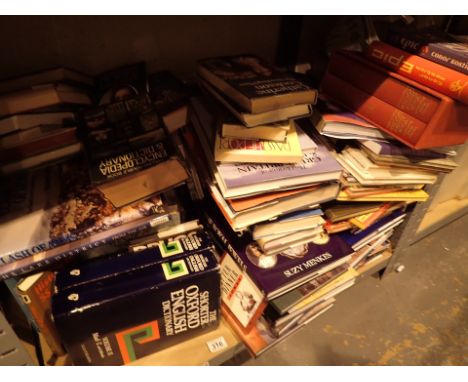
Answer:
xmin=366 ymin=41 xmax=468 ymax=105
xmin=321 ymin=50 xmax=468 ymax=149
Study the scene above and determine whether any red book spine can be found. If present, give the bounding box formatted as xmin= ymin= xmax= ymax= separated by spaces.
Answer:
xmin=366 ymin=41 xmax=468 ymax=105
xmin=321 ymin=72 xmax=428 ymax=147
xmin=327 ymin=51 xmax=440 ymax=123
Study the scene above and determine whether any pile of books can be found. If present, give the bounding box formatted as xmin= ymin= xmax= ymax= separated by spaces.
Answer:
xmin=0 ymin=68 xmax=93 ymax=176
xmin=0 ymin=64 xmax=222 ymax=365
xmin=184 ymin=54 xmax=362 ymax=356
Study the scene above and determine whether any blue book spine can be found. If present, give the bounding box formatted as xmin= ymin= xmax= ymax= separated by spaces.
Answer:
xmin=54 ymin=229 xmax=215 ymax=292
xmin=386 ymin=29 xmax=468 ymax=75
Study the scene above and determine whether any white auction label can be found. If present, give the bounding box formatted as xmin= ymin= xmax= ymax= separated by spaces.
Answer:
xmin=206 ymin=336 xmax=228 ymax=353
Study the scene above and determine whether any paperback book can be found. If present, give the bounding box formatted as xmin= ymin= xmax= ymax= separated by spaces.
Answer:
xmin=52 ymin=250 xmax=220 ymax=365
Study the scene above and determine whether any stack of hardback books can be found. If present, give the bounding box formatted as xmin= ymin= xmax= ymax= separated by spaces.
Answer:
xmin=50 ymin=222 xmax=221 ymax=365
xmin=0 ymin=67 xmax=94 ymax=175
xmin=311 ymin=26 xmax=465 ymax=269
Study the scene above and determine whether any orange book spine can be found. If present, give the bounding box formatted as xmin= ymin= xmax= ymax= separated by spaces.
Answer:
xmin=321 ymin=72 xmax=428 ymax=148
xmin=367 ymin=41 xmax=468 ymax=105
xmin=328 ymin=51 xmax=440 ymax=123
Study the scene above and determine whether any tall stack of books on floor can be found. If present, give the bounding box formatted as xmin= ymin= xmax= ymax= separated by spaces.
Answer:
xmin=0 ymin=25 xmax=467 ymax=365
xmin=0 ymin=64 xmax=221 ymax=365
xmin=187 ymin=38 xmax=467 ymax=356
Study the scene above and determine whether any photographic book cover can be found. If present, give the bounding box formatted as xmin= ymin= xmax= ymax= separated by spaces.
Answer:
xmin=0 ymin=160 xmax=168 ymax=267
xmin=198 ymin=54 xmax=315 ymax=102
xmin=204 ymin=199 xmax=353 ymax=300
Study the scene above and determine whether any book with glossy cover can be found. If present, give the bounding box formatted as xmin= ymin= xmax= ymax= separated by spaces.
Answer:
xmin=52 ymin=250 xmax=220 ymax=365
xmin=204 ymin=199 xmax=354 ymax=300
xmin=94 ymin=62 xmax=147 ymax=105
xmin=55 ymin=228 xmax=215 ymax=292
xmin=200 ymin=78 xmax=312 ymax=127
xmin=198 ymin=54 xmax=317 ymax=113
xmin=220 ymin=253 xmax=266 ymax=331
xmin=321 ymin=50 xmax=468 ymax=149
xmin=78 ymin=93 xmax=168 ymax=184
xmin=0 ymin=161 xmax=176 ymax=277
xmin=385 ymin=26 xmax=468 ymax=75
xmin=148 ymin=70 xmax=190 ymax=133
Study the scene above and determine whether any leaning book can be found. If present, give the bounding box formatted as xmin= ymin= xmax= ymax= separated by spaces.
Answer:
xmin=0 ymin=160 xmax=179 ymax=279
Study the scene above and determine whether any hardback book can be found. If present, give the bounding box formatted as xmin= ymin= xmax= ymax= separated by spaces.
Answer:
xmin=54 ymin=228 xmax=215 ymax=293
xmin=197 ymin=54 xmax=317 ymax=114
xmin=220 ymin=253 xmax=266 ymax=331
xmin=0 ymin=84 xmax=92 ymax=119
xmin=78 ymin=93 xmax=167 ymax=184
xmin=94 ymin=62 xmax=147 ymax=105
xmin=222 ymin=120 xmax=291 ymax=142
xmin=210 ymin=182 xmax=338 ymax=232
xmin=269 ymin=263 xmax=348 ymax=315
xmin=16 ymin=271 xmax=65 ymax=356
xmin=215 ymin=123 xmax=342 ymax=199
xmin=321 ymin=50 xmax=468 ymax=149
xmin=367 ymin=41 xmax=468 ymax=105
xmin=384 ymin=26 xmax=468 ymax=75
xmin=52 ymin=250 xmax=220 ymax=365
xmin=311 ymin=100 xmax=390 ymax=141
xmin=204 ymin=199 xmax=354 ymax=300
xmin=0 ymin=161 xmax=179 ymax=279
xmin=0 ymin=142 xmax=82 ymax=176
xmin=200 ymin=78 xmax=312 ymax=127
xmin=214 ymin=121 xmax=303 ymax=164
xmin=0 ymin=67 xmax=94 ymax=95
xmin=324 ymin=220 xmax=353 ymax=234
xmin=148 ymin=70 xmax=191 ymax=134
xmin=0 ymin=111 xmax=76 ymax=136
xmin=0 ymin=125 xmax=78 ymax=163
xmin=335 ymin=147 xmax=438 ymax=186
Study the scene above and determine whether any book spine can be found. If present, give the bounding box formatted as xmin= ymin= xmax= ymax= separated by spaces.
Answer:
xmin=55 ymin=229 xmax=214 ymax=292
xmin=0 ymin=216 xmax=164 ymax=281
xmin=366 ymin=41 xmax=468 ymax=105
xmin=386 ymin=30 xmax=468 ymax=75
xmin=321 ymin=72 xmax=428 ymax=147
xmin=17 ymin=272 xmax=66 ymax=356
xmin=327 ymin=51 xmax=440 ymax=123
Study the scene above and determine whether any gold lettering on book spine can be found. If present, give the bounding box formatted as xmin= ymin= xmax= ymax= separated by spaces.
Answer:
xmin=386 ymin=110 xmax=418 ymax=139
xmin=397 ymin=88 xmax=430 ymax=117
xmin=449 ymin=79 xmax=468 ymax=96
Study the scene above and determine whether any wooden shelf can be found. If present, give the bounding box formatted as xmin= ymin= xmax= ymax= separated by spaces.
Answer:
xmin=129 ymin=317 xmax=244 ymax=366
